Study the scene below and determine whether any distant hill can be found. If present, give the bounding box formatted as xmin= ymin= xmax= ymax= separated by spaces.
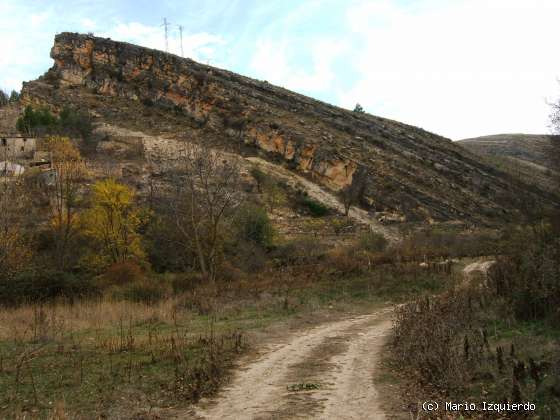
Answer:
xmin=457 ymin=134 xmax=559 ymax=193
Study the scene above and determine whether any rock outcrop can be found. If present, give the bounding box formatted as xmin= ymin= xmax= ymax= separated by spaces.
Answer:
xmin=21 ymin=32 xmax=559 ymax=224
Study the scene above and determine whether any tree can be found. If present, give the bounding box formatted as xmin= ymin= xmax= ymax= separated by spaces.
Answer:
xmin=263 ymin=181 xmax=286 ymax=212
xmin=0 ymin=90 xmax=8 ymax=107
xmin=167 ymin=145 xmax=241 ymax=282
xmin=0 ymin=175 xmax=32 ymax=280
xmin=16 ymin=105 xmax=92 ymax=139
xmin=9 ymin=90 xmax=20 ymax=103
xmin=250 ymin=167 xmax=268 ymax=193
xmin=82 ymin=179 xmax=145 ymax=267
xmin=339 ymin=167 xmax=367 ymax=216
xmin=16 ymin=105 xmax=57 ymax=136
xmin=43 ymin=136 xmax=87 ymax=270
xmin=353 ymin=103 xmax=365 ymax=113
xmin=58 ymin=106 xmax=93 ymax=140
xmin=234 ymin=204 xmax=273 ymax=247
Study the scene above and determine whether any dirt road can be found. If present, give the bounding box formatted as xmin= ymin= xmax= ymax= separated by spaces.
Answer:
xmin=192 ymin=308 xmax=393 ymax=420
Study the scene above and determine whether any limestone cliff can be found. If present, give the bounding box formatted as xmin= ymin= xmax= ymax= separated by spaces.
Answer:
xmin=20 ymin=32 xmax=560 ymax=224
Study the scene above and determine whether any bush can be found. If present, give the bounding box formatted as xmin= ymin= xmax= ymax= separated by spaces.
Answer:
xmin=58 ymin=106 xmax=93 ymax=139
xmin=0 ymin=270 xmax=98 ymax=305
xmin=270 ymin=238 xmax=326 ymax=266
xmin=100 ymin=260 xmax=145 ymax=287
xmin=297 ymin=197 xmax=329 ymax=217
xmin=141 ymin=97 xmax=154 ymax=107
xmin=118 ymin=279 xmax=169 ymax=303
xmin=234 ymin=204 xmax=274 ymax=247
xmin=171 ymin=272 xmax=206 ymax=293
xmin=358 ymin=231 xmax=388 ymax=252
xmin=393 ymin=289 xmax=480 ymax=390
xmin=250 ymin=167 xmax=269 ymax=192
xmin=397 ymin=228 xmax=498 ymax=260
xmin=489 ymin=222 xmax=560 ymax=322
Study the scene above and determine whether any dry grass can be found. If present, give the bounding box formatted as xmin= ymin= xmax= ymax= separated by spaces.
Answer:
xmin=0 ymin=296 xmax=183 ymax=343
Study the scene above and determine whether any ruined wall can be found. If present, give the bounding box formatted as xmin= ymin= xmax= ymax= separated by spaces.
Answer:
xmin=0 ymin=136 xmax=36 ymax=159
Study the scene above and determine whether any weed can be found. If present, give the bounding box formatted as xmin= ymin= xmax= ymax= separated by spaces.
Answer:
xmin=287 ymin=382 xmax=321 ymax=392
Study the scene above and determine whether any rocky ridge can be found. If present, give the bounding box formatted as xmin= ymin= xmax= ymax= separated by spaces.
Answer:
xmin=20 ymin=32 xmax=559 ymax=224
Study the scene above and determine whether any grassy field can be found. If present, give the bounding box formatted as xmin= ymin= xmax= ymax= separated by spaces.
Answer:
xmin=0 ymin=262 xmax=459 ymax=419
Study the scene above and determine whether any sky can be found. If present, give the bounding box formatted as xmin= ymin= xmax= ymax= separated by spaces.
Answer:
xmin=1 ymin=0 xmax=560 ymax=140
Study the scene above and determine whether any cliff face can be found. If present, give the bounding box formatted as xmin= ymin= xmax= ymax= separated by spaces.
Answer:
xmin=21 ymin=33 xmax=559 ymax=224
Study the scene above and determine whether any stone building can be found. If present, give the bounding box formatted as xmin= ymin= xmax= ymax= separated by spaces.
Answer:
xmin=0 ymin=135 xmax=37 ymax=159
xmin=0 ymin=161 xmax=25 ymax=176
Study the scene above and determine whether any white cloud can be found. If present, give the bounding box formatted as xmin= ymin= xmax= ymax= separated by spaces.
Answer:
xmin=30 ymin=11 xmax=51 ymax=26
xmin=0 ymin=4 xmax=52 ymax=92
xmin=81 ymin=18 xmax=96 ymax=30
xmin=250 ymin=38 xmax=346 ymax=93
xmin=339 ymin=0 xmax=560 ymax=138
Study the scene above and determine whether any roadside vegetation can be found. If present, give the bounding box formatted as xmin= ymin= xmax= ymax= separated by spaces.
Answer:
xmin=391 ymin=218 xmax=560 ymax=419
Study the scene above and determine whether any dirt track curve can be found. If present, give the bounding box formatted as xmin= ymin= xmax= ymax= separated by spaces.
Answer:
xmin=191 ymin=308 xmax=393 ymax=420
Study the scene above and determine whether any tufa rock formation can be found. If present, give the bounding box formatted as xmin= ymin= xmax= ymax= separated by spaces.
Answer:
xmin=20 ymin=32 xmax=559 ymax=224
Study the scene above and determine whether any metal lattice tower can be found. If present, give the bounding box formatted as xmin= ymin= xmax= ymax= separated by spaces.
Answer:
xmin=178 ymin=25 xmax=184 ymax=57
xmin=161 ymin=18 xmax=170 ymax=52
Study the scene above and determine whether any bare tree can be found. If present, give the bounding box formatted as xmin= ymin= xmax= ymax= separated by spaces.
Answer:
xmin=339 ymin=167 xmax=367 ymax=216
xmin=0 ymin=175 xmax=31 ymax=280
xmin=167 ymin=145 xmax=241 ymax=282
xmin=40 ymin=137 xmax=87 ymax=270
xmin=48 ymin=159 xmax=87 ymax=270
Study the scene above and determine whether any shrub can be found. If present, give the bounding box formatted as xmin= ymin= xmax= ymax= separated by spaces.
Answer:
xmin=330 ymin=217 xmax=355 ymax=236
xmin=297 ymin=197 xmax=329 ymax=217
xmin=141 ymin=97 xmax=154 ymax=106
xmin=250 ymin=167 xmax=269 ymax=192
xmin=358 ymin=231 xmax=388 ymax=252
xmin=234 ymin=204 xmax=274 ymax=247
xmin=17 ymin=105 xmax=56 ymax=136
xmin=100 ymin=260 xmax=145 ymax=287
xmin=118 ymin=279 xmax=169 ymax=303
xmin=270 ymin=238 xmax=326 ymax=266
xmin=489 ymin=222 xmax=560 ymax=322
xmin=393 ymin=289 xmax=479 ymax=390
xmin=16 ymin=105 xmax=92 ymax=139
xmin=0 ymin=270 xmax=98 ymax=305
xmin=170 ymin=272 xmax=206 ymax=293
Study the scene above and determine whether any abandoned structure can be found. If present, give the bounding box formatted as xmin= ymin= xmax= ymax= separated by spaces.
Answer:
xmin=0 ymin=161 xmax=25 ymax=177
xmin=0 ymin=135 xmax=37 ymax=159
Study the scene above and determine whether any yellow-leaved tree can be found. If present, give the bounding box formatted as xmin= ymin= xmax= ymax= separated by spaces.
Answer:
xmin=82 ymin=179 xmax=145 ymax=268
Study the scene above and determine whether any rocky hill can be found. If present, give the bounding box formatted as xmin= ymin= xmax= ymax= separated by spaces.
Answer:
xmin=19 ymin=32 xmax=559 ymax=225
xmin=457 ymin=134 xmax=559 ymax=194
